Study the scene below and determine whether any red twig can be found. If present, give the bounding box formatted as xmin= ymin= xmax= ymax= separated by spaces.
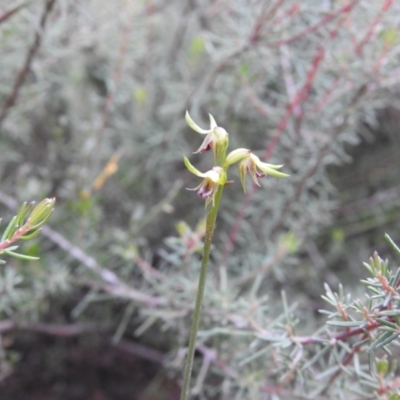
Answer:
xmin=328 ymin=15 xmax=348 ymax=40
xmin=249 ymin=0 xmax=285 ymax=44
xmin=267 ymin=47 xmax=325 ymax=155
xmin=355 ymin=0 xmax=393 ymax=55
xmin=297 ymin=321 xmax=380 ymax=345
xmin=272 ymin=0 xmax=360 ymax=47
xmin=270 ymin=4 xmax=300 ymax=30
xmin=280 ymin=44 xmax=301 ymax=118
xmin=265 ymin=0 xmax=286 ymax=23
xmin=370 ymin=1 xmax=395 ymax=73
xmin=380 ymin=376 xmax=400 ymax=396
xmin=0 ymin=0 xmax=56 ymax=129
xmin=0 ymin=1 xmax=29 ymax=25
xmin=221 ymin=48 xmax=325 ymax=262
xmin=321 ymin=344 xmax=362 ymax=395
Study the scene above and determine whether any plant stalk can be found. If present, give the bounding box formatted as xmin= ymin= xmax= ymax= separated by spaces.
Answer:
xmin=179 ymin=184 xmax=224 ymax=400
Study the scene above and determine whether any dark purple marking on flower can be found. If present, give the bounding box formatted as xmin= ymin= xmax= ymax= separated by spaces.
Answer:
xmin=201 ymin=143 xmax=212 ymax=152
xmin=197 ymin=180 xmax=214 ymax=198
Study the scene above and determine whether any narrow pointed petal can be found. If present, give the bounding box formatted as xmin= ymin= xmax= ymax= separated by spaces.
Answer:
xmin=208 ymin=113 xmax=218 ymax=129
xmin=263 ymin=163 xmax=284 ymax=170
xmin=193 ymin=134 xmax=213 ymax=154
xmin=186 ymin=182 xmax=203 ymax=191
xmin=263 ymin=168 xmax=290 ymax=178
xmin=185 ymin=110 xmax=210 ymax=134
xmin=183 ymin=156 xmax=207 ymax=177
xmin=248 ymin=165 xmax=262 ymax=187
xmin=251 ymin=154 xmax=287 ymax=174
xmin=238 ymin=161 xmax=248 ymax=193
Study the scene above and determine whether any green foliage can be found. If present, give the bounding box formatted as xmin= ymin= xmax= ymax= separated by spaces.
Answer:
xmin=0 ymin=199 xmax=55 ymax=262
xmin=1 ymin=0 xmax=400 ymax=398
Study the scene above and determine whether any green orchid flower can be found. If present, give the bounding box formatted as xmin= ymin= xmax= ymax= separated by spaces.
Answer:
xmin=226 ymin=148 xmax=289 ymax=193
xmin=185 ymin=111 xmax=229 ymax=164
xmin=184 ymin=156 xmax=227 ymax=207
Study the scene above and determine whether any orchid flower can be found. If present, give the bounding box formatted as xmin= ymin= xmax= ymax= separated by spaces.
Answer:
xmin=185 ymin=111 xmax=228 ymax=164
xmin=226 ymin=148 xmax=289 ymax=193
xmin=184 ymin=156 xmax=227 ymax=208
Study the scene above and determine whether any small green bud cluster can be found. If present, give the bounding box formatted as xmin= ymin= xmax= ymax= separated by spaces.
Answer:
xmin=0 ymin=198 xmax=56 ymax=262
xmin=184 ymin=111 xmax=289 ymax=205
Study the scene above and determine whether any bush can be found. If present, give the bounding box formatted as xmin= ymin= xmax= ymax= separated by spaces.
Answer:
xmin=0 ymin=1 xmax=400 ymax=398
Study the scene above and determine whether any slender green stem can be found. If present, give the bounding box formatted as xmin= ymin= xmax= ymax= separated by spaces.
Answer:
xmin=180 ymin=184 xmax=224 ymax=400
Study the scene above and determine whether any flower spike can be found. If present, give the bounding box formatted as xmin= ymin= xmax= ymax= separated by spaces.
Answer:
xmin=181 ymin=110 xmax=291 ymax=400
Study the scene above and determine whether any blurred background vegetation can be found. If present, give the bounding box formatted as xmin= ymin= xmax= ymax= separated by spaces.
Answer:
xmin=0 ymin=0 xmax=400 ymax=399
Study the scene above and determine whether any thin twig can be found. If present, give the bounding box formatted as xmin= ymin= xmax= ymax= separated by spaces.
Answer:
xmin=221 ymin=47 xmax=325 ymax=264
xmin=0 ymin=190 xmax=167 ymax=307
xmin=271 ymin=0 xmax=360 ymax=47
xmin=0 ymin=0 xmax=56 ymax=129
xmin=0 ymin=319 xmax=92 ymax=336
xmin=269 ymin=84 xmax=367 ymax=236
xmin=0 ymin=1 xmax=30 ymax=25
xmin=114 ymin=339 xmax=165 ymax=364
xmin=355 ymin=0 xmax=393 ymax=55
xmin=0 ymin=319 xmax=165 ymax=363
